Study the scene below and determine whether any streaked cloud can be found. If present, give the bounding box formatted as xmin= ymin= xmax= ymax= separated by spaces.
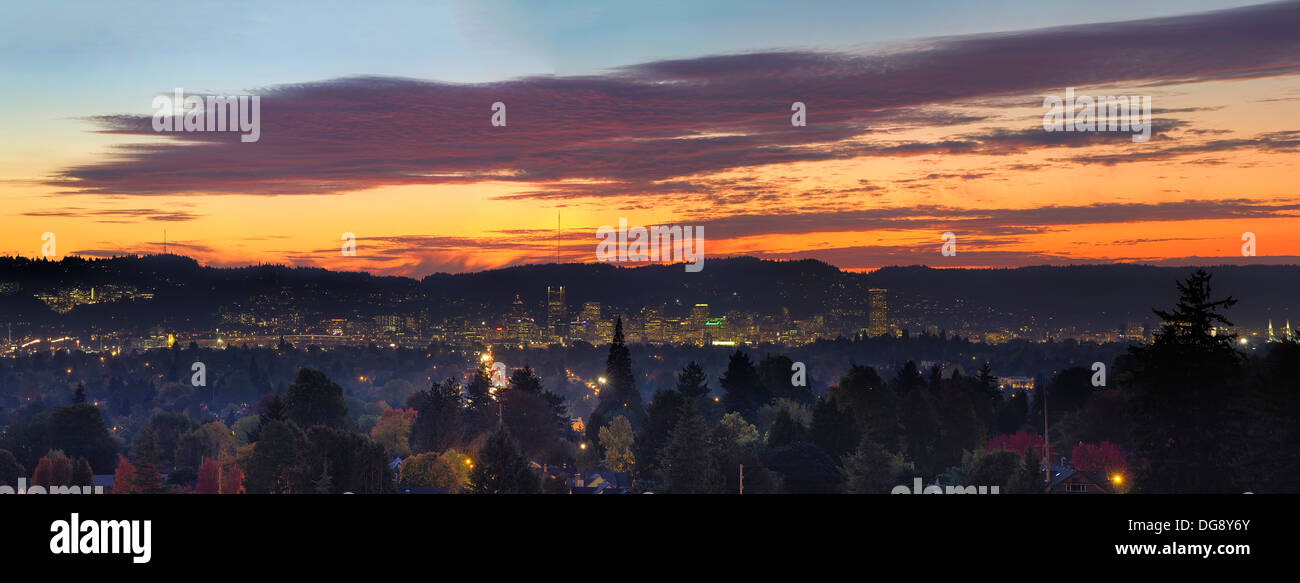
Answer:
xmin=47 ymin=2 xmax=1300 ymax=198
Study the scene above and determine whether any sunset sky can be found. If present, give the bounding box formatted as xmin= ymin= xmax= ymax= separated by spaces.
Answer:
xmin=2 ymin=0 xmax=1299 ymax=276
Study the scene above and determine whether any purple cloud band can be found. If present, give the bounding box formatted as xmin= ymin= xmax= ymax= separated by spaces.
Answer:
xmin=48 ymin=1 xmax=1300 ymax=198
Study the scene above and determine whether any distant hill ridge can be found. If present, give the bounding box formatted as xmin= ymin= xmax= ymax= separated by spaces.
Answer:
xmin=0 ymin=254 xmax=1296 ymax=330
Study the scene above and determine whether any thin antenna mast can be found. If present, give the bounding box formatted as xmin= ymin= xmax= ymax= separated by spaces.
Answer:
xmin=1043 ymin=384 xmax=1050 ymax=489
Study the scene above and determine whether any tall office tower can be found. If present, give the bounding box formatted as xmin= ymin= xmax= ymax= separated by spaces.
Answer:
xmin=690 ymin=303 xmax=709 ymax=343
xmin=580 ymin=301 xmax=602 ymax=342
xmin=868 ymin=288 xmax=888 ymax=337
xmin=580 ymin=301 xmax=601 ymax=325
xmin=642 ymin=304 xmax=664 ymax=343
xmin=547 ymin=285 xmax=567 ymax=341
xmin=508 ymin=294 xmax=529 ymax=341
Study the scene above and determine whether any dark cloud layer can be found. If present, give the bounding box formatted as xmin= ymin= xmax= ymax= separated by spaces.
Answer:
xmin=22 ymin=208 xmax=201 ymax=222
xmin=696 ymin=199 xmax=1300 ymax=240
xmin=49 ymin=1 xmax=1300 ymax=198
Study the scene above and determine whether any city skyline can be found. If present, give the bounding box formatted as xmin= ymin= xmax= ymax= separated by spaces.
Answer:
xmin=5 ymin=253 xmax=1298 ymax=359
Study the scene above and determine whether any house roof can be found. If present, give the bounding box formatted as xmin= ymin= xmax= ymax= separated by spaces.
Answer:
xmin=1047 ymin=466 xmax=1114 ymax=493
xmin=585 ymin=471 xmax=632 ymax=489
xmin=572 ymin=483 xmax=629 ymax=494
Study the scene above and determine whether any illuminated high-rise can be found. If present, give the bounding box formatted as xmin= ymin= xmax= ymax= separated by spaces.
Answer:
xmin=642 ymin=304 xmax=664 ymax=343
xmin=868 ymin=288 xmax=888 ymax=337
xmin=508 ymin=294 xmax=531 ymax=341
xmin=547 ymin=285 xmax=567 ymax=341
xmin=579 ymin=301 xmax=602 ymax=342
xmin=690 ymin=303 xmax=709 ymax=343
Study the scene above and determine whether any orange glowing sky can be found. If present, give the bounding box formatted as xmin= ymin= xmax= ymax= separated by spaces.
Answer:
xmin=3 ymin=3 xmax=1299 ymax=276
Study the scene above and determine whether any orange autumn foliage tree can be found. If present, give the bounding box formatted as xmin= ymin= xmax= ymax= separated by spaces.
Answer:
xmin=196 ymin=458 xmax=222 ymax=494
xmin=222 ymin=465 xmax=245 ymax=494
xmin=112 ymin=455 xmax=137 ymax=494
xmin=370 ymin=408 xmax=416 ymax=458
xmin=30 ymin=458 xmax=54 ymax=488
xmin=30 ymin=451 xmax=73 ymax=488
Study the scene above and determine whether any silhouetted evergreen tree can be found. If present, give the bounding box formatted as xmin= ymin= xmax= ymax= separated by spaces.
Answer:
xmin=46 ymin=402 xmax=117 ymax=472
xmin=720 ymin=350 xmax=768 ymax=422
xmin=936 ymin=381 xmax=983 ymax=471
xmin=592 ymin=318 xmax=645 ymax=429
xmin=662 ymin=400 xmax=718 ymax=493
xmin=636 ymin=388 xmax=684 ymax=479
xmin=500 ymin=367 xmax=569 ymax=463
xmin=291 ymin=425 xmax=394 ymax=494
xmin=840 ymin=438 xmax=899 ymax=493
xmin=675 ymin=361 xmax=709 ymax=401
xmin=313 ymin=460 xmax=334 ymax=494
xmin=248 ymin=394 xmax=288 ymax=444
xmin=893 ymin=361 xmax=926 ymax=397
xmin=1233 ymin=340 xmax=1300 ymax=491
xmin=767 ymin=409 xmax=797 ymax=449
xmin=284 ymin=368 xmax=349 ymax=430
xmin=1127 ymin=269 xmax=1241 ymax=492
xmin=243 ymin=419 xmax=300 ymax=494
xmin=902 ymin=389 xmax=940 ymax=474
xmin=467 ymin=424 xmax=541 ymax=494
xmin=829 ymin=365 xmax=898 ymax=447
xmin=811 ymin=396 xmax=859 ymax=460
xmin=758 ymin=354 xmax=811 ymax=404
xmin=996 ymin=391 xmax=1028 ymax=435
xmin=407 ymin=377 xmax=467 ymax=454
